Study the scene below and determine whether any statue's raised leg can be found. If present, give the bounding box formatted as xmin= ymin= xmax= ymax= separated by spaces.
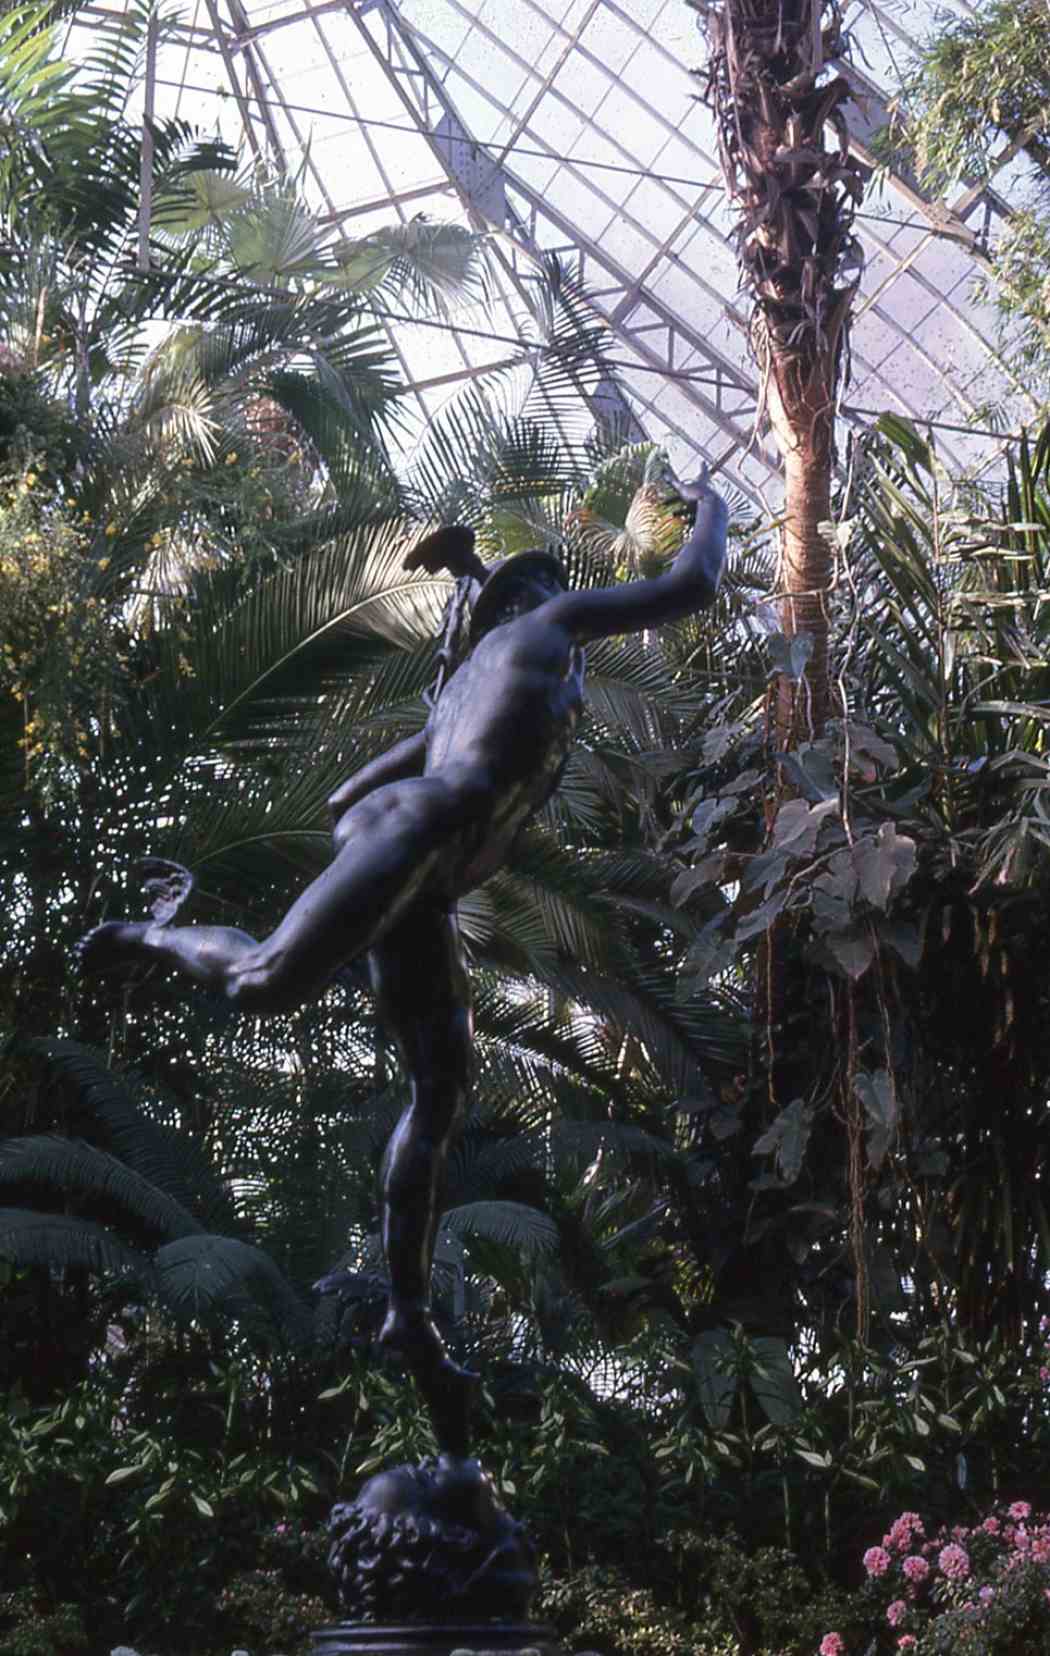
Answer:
xmin=74 ymin=775 xmax=477 ymax=1013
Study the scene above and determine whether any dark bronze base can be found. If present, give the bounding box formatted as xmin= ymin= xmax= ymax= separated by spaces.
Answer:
xmin=311 ymin=1622 xmax=563 ymax=1656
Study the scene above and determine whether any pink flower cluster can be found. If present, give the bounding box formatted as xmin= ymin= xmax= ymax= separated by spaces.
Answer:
xmin=821 ymin=1501 xmax=1050 ymax=1655
xmin=938 ymin=1542 xmax=970 ymax=1581
xmin=884 ymin=1510 xmax=925 ymax=1553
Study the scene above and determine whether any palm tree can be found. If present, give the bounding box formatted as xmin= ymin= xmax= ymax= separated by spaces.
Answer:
xmin=689 ymin=1 xmax=871 ymax=1332
xmin=0 ymin=1039 xmax=313 ymax=1400
xmin=698 ymin=0 xmax=865 ymax=735
xmin=0 ymin=0 xmax=491 ymax=1040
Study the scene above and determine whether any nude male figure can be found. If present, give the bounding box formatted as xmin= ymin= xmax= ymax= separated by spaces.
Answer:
xmin=77 ymin=479 xmax=728 ymax=1454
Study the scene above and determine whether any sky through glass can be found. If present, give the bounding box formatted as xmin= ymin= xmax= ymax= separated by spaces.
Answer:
xmin=63 ymin=0 xmax=1040 ymax=507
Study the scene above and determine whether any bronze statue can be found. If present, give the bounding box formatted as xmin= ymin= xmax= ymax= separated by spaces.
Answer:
xmin=326 ymin=1454 xmax=537 ymax=1623
xmin=77 ymin=479 xmax=727 ymax=1461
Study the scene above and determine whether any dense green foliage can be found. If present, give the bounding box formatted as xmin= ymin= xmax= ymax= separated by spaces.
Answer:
xmin=4 ymin=4 xmax=1050 ymax=1655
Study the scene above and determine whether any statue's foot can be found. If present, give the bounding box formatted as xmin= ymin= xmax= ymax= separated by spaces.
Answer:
xmin=137 ymin=857 xmax=194 ymax=925
xmin=74 ymin=920 xmax=153 ymax=975
xmin=377 ymin=1304 xmax=469 ymax=1373
xmin=378 ymin=1304 xmax=479 ymax=1456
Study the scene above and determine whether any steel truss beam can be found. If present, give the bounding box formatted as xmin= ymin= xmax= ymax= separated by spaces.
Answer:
xmin=343 ymin=0 xmax=782 ymax=498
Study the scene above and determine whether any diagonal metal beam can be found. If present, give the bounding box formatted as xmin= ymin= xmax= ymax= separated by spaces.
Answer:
xmin=344 ymin=0 xmax=779 ymax=498
xmin=201 ymin=0 xmax=264 ymax=161
xmin=137 ymin=8 xmax=158 ymax=271
xmin=837 ymin=57 xmax=1003 ymax=267
xmin=223 ymin=0 xmax=288 ymax=168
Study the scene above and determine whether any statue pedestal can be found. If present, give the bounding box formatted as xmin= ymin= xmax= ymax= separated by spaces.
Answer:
xmin=312 ymin=1622 xmax=563 ymax=1655
xmin=319 ymin=1457 xmax=567 ymax=1656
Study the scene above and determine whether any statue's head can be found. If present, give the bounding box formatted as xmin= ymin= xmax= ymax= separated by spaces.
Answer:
xmin=468 ymin=549 xmax=568 ymax=645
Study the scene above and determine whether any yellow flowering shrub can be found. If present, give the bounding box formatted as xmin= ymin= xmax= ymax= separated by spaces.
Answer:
xmin=0 ymin=468 xmax=125 ymax=796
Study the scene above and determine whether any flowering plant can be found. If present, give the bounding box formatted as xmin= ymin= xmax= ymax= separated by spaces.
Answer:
xmin=0 ymin=467 xmax=121 ymax=795
xmin=258 ymin=1516 xmax=331 ymax=1597
xmin=217 ymin=1567 xmax=329 ymax=1653
xmin=819 ymin=1502 xmax=1050 ymax=1653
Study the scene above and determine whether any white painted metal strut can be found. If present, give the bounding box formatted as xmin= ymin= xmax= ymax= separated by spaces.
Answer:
xmin=342 ymin=0 xmax=781 ymax=496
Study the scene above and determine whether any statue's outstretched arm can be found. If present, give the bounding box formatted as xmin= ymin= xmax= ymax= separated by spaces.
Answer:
xmin=328 ymin=729 xmax=427 ymax=827
xmin=547 ymin=482 xmax=728 ymax=642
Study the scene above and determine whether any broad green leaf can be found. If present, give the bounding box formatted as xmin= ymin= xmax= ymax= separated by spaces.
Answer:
xmin=734 ymin=889 xmax=789 ymax=943
xmin=690 ymin=796 xmax=735 ymax=844
xmin=878 ymin=919 xmax=923 ymax=968
xmin=772 ymin=797 xmax=838 ymax=856
xmin=826 ymin=925 xmax=875 ymax=981
xmin=855 ymin=1069 xmax=898 ymax=1169
xmin=749 ymin=1336 xmax=802 ymax=1426
xmin=670 ymin=852 xmax=726 ymax=907
xmin=105 ymin=1465 xmax=146 ymax=1485
xmin=753 ymin=1098 xmax=813 ymax=1185
xmin=795 ymin=1448 xmax=832 ymax=1470
xmin=779 ymin=744 xmax=839 ymax=802
xmin=851 ymin=823 xmax=917 ymax=911
xmin=679 ymin=916 xmax=735 ymax=989
xmin=844 ymin=723 xmax=898 ymax=773
xmin=766 ymin=630 xmax=814 ymax=681
xmin=153 ymin=169 xmax=253 ymax=235
xmin=692 ymin=1328 xmax=737 ymax=1429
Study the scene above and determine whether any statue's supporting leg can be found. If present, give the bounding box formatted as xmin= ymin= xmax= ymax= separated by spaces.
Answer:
xmin=369 ymin=899 xmax=477 ymax=1455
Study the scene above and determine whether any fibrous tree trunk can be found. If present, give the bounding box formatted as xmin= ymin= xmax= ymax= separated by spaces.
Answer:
xmin=699 ymin=0 xmax=864 ymax=737
xmin=693 ymin=0 xmax=869 ymax=1329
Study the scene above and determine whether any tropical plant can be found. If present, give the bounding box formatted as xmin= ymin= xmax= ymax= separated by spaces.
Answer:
xmin=664 ymin=412 xmax=1050 ymax=1347
xmin=0 ymin=0 xmax=753 ymax=1448
xmin=683 ymin=0 xmax=871 ymax=1336
xmin=0 ymin=1 xmax=491 ymax=1040
xmin=0 ymin=1038 xmax=317 ymax=1398
xmin=882 ymin=0 xmax=1050 ymax=390
xmin=0 ymin=1370 xmax=328 ymax=1647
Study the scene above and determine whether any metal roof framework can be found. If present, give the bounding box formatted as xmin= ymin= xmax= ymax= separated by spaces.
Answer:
xmin=64 ymin=0 xmax=1043 ymax=506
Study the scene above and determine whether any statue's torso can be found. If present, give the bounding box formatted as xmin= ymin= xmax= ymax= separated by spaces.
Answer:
xmin=423 ymin=611 xmax=585 ymax=893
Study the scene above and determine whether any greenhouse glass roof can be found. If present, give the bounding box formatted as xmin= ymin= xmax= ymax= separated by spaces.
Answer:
xmin=64 ymin=0 xmax=1042 ymax=508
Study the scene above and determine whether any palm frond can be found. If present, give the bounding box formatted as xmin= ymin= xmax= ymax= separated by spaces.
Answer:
xmin=0 ymin=1206 xmax=149 ymax=1278
xmin=152 ymin=1233 xmax=313 ymax=1344
xmin=440 ymin=1200 xmax=558 ymax=1258
xmin=22 ymin=1040 xmax=235 ymax=1229
xmin=327 ymin=219 xmax=484 ymax=317
xmin=0 ymin=1136 xmax=203 ymax=1241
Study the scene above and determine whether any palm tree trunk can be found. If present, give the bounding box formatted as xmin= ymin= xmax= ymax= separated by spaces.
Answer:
xmin=773 ymin=382 xmax=834 ymax=740
xmin=698 ymin=0 xmax=867 ymax=1326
